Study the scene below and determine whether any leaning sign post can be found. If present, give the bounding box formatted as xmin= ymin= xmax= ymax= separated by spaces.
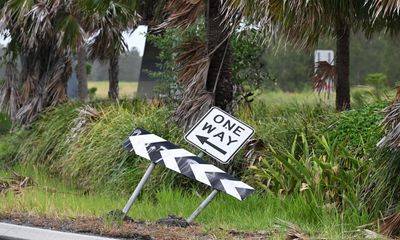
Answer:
xmin=121 ymin=107 xmax=255 ymax=224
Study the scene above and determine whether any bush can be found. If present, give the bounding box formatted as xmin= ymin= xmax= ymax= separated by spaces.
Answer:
xmin=366 ymin=73 xmax=387 ymax=89
xmin=327 ymin=102 xmax=386 ymax=155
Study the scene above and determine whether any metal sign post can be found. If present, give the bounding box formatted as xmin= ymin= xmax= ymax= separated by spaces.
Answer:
xmin=122 ymin=162 xmax=156 ymax=215
xmin=122 ymin=127 xmax=255 ymax=224
xmin=186 ymin=189 xmax=219 ymax=223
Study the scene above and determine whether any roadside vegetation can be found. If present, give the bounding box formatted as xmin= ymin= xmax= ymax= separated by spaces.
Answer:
xmin=3 ymin=0 xmax=400 ymax=239
xmin=0 ymin=88 xmax=393 ymax=238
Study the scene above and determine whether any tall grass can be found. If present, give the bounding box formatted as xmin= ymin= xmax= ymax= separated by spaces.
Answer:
xmin=0 ymin=165 xmax=371 ymax=238
xmin=15 ymin=100 xmax=201 ymax=195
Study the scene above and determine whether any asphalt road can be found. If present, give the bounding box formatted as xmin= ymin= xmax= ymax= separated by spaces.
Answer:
xmin=0 ymin=222 xmax=118 ymax=240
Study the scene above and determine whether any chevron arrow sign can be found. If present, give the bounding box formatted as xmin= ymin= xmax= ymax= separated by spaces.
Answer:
xmin=123 ymin=128 xmax=254 ymax=200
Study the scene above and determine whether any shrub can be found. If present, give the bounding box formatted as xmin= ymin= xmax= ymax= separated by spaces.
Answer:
xmin=327 ymin=101 xmax=386 ymax=155
xmin=366 ymin=73 xmax=387 ymax=89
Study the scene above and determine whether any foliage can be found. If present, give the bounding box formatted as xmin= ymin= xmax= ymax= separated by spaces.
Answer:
xmin=14 ymin=100 xmax=200 ymax=194
xmin=249 ymin=133 xmax=364 ymax=209
xmin=366 ymin=73 xmax=388 ymax=99
xmin=146 ymin=25 xmax=204 ymax=100
xmin=0 ymin=130 xmax=26 ymax=166
xmin=231 ymin=29 xmax=272 ymax=91
xmin=366 ymin=73 xmax=387 ymax=88
xmin=147 ymin=27 xmax=274 ymax=100
xmin=327 ymin=102 xmax=386 ymax=154
xmin=362 ymin=149 xmax=400 ymax=215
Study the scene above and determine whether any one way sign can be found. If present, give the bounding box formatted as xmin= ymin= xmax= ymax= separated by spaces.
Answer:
xmin=185 ymin=107 xmax=255 ymax=164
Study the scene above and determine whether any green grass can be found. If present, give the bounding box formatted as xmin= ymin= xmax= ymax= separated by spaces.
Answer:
xmin=256 ymin=90 xmax=325 ymax=107
xmin=256 ymin=86 xmax=395 ymax=108
xmin=88 ymin=81 xmax=138 ymax=98
xmin=0 ymin=112 xmax=11 ymax=135
xmin=0 ymin=164 xmax=370 ymax=239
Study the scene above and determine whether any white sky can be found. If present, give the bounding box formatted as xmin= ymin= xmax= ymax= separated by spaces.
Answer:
xmin=0 ymin=25 xmax=148 ymax=56
xmin=124 ymin=25 xmax=148 ymax=56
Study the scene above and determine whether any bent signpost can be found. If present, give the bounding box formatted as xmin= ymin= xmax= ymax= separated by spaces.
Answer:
xmin=121 ymin=107 xmax=255 ymax=223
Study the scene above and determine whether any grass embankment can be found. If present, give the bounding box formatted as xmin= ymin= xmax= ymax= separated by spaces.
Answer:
xmin=0 ymin=165 xmax=369 ymax=239
xmin=0 ymin=90 xmax=393 ymax=238
xmin=88 ymin=81 xmax=138 ymax=98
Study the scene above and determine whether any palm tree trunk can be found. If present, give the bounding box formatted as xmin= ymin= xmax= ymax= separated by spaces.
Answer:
xmin=108 ymin=54 xmax=119 ymax=100
xmin=76 ymin=45 xmax=88 ymax=101
xmin=335 ymin=21 xmax=350 ymax=111
xmin=205 ymin=0 xmax=234 ymax=111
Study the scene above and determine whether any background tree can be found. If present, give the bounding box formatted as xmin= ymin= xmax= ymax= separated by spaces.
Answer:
xmin=76 ymin=45 xmax=88 ymax=101
xmin=270 ymin=1 xmax=370 ymax=111
xmin=159 ymin=0 xmax=240 ymax=129
xmin=0 ymin=0 xmax=140 ymax=123
xmin=0 ymin=0 xmax=82 ymax=124
xmin=85 ymin=0 xmax=139 ymax=100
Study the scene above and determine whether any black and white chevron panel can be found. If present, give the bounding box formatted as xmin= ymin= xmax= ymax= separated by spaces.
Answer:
xmin=123 ymin=128 xmax=254 ymax=200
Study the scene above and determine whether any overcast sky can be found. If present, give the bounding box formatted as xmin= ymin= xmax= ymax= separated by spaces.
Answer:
xmin=0 ymin=25 xmax=148 ymax=56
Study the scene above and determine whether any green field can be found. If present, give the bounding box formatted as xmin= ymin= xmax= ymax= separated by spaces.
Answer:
xmin=88 ymin=81 xmax=138 ymax=98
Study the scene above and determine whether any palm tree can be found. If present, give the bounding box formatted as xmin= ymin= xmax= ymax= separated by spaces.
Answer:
xmin=0 ymin=0 xmax=139 ymax=123
xmin=84 ymin=0 xmax=139 ymax=100
xmin=159 ymin=0 xmax=238 ymax=129
xmin=76 ymin=45 xmax=89 ymax=101
xmin=254 ymin=1 xmax=370 ymax=111
xmin=0 ymin=0 xmax=81 ymax=124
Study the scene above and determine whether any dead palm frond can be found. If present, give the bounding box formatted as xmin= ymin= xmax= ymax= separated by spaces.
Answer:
xmin=0 ymin=172 xmax=34 ymax=195
xmin=377 ymin=98 xmax=400 ymax=149
xmin=172 ymin=39 xmax=212 ymax=130
xmin=68 ymin=105 xmax=101 ymax=142
xmin=312 ymin=61 xmax=336 ymax=94
xmin=156 ymin=0 xmax=204 ymax=30
xmin=379 ymin=212 xmax=400 ymax=237
xmin=0 ymin=62 xmax=20 ymax=121
xmin=276 ymin=219 xmax=310 ymax=240
xmin=243 ymin=138 xmax=267 ymax=167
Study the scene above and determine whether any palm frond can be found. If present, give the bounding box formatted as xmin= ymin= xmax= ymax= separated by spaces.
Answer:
xmin=156 ymin=0 xmax=204 ymax=30
xmin=370 ymin=0 xmax=400 ymax=18
xmin=173 ymin=39 xmax=212 ymax=130
xmin=0 ymin=61 xmax=20 ymax=121
xmin=85 ymin=1 xmax=140 ymax=61
xmin=312 ymin=61 xmax=336 ymax=94
xmin=377 ymin=99 xmax=400 ymax=149
xmin=379 ymin=212 xmax=400 ymax=237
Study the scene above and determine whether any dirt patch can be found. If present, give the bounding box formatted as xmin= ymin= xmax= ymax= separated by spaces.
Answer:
xmin=0 ymin=212 xmax=269 ymax=239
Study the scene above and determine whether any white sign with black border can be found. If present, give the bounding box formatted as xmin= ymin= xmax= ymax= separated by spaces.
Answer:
xmin=184 ymin=107 xmax=255 ymax=164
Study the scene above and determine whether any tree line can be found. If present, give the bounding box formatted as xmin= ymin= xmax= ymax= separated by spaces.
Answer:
xmin=1 ymin=0 xmax=400 ymax=127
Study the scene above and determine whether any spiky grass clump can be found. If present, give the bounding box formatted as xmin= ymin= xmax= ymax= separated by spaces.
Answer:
xmin=15 ymin=100 xmax=198 ymax=194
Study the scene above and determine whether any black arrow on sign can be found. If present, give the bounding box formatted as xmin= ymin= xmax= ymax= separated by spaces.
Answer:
xmin=196 ymin=135 xmax=227 ymax=155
